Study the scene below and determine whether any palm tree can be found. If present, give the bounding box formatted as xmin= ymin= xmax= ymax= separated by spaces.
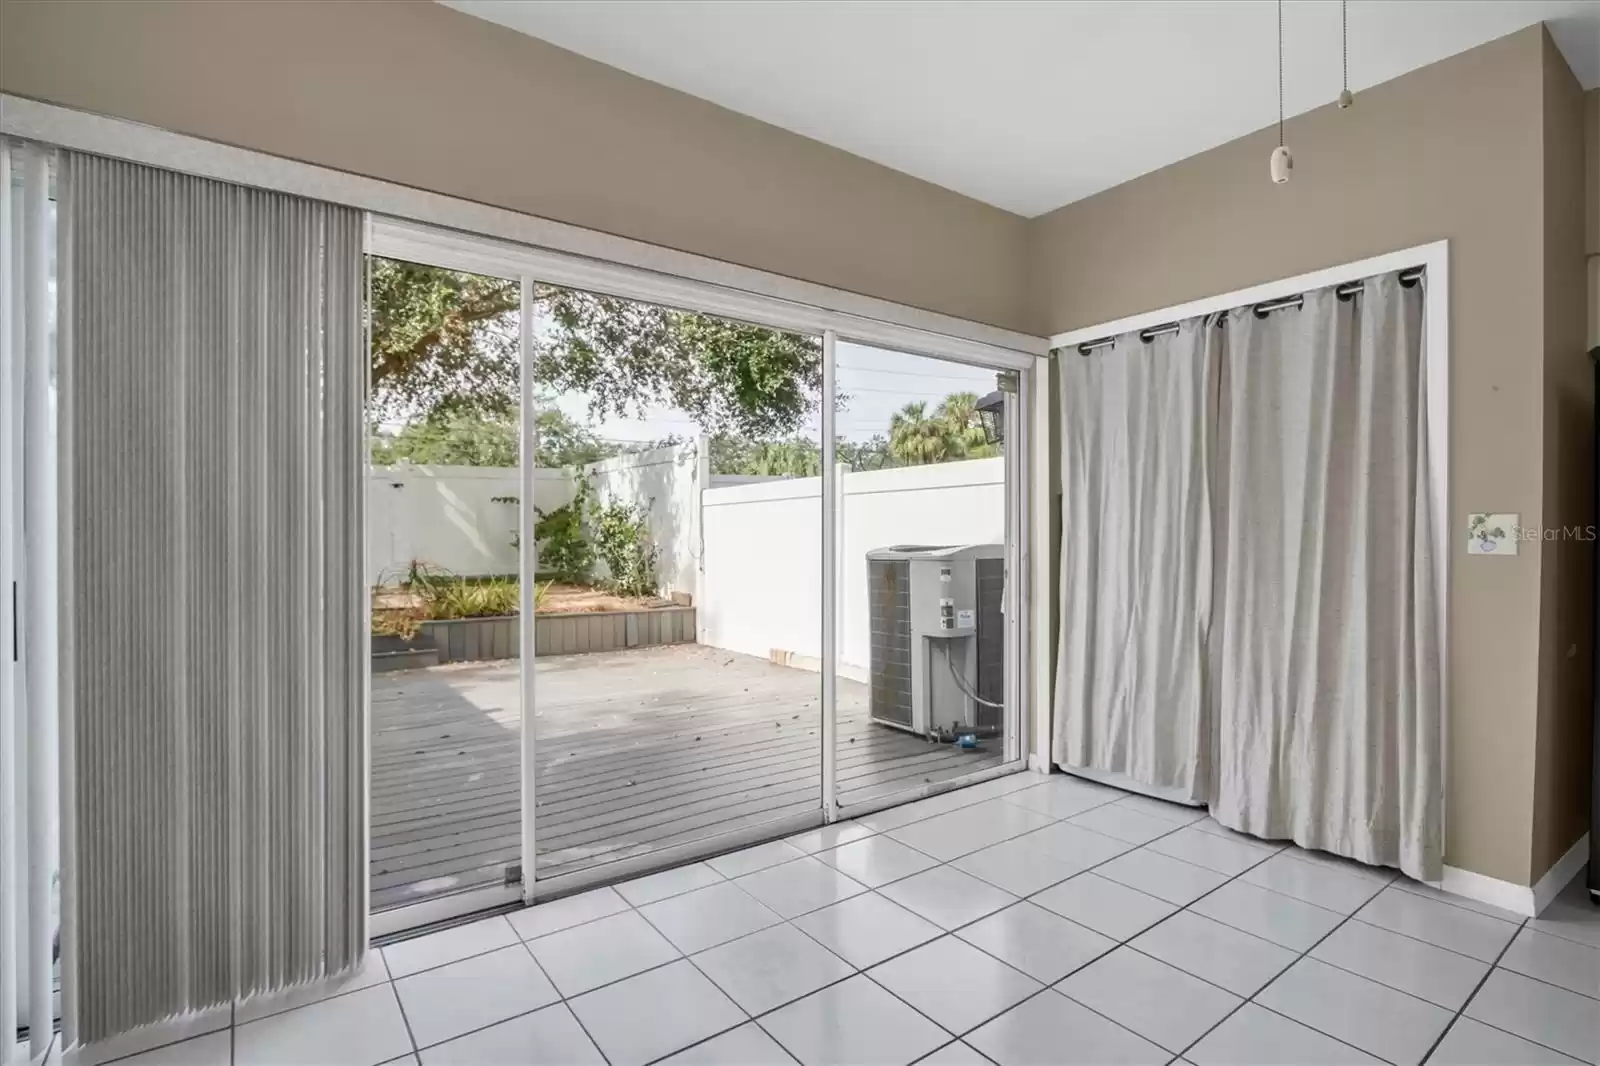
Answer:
xmin=935 ymin=391 xmax=997 ymax=458
xmin=750 ymin=438 xmax=822 ymax=477
xmin=889 ymin=402 xmax=952 ymax=465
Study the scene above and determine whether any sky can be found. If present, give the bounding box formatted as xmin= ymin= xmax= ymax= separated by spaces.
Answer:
xmin=551 ymin=339 xmax=1000 ymax=445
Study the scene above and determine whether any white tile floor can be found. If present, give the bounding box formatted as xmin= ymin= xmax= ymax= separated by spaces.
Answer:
xmin=86 ymin=773 xmax=1600 ymax=1066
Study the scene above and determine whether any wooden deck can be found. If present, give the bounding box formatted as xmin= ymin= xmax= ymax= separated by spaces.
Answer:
xmin=371 ymin=644 xmax=1004 ymax=911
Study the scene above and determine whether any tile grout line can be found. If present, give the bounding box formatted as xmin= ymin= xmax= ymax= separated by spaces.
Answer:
xmin=1216 ymin=871 xmax=1507 ymax=1066
xmin=632 ymin=890 xmax=764 ymax=1065
xmin=1415 ymin=915 xmax=1541 ymax=1066
xmin=1058 ymin=833 xmax=1306 ymax=1061
xmin=384 ymin=972 xmax=424 ymax=1065
xmin=631 ymin=864 xmax=999 ymax=1065
xmin=1442 ymin=1008 xmax=1597 ymax=1065
xmin=1511 ymin=966 xmax=1600 ymax=1002
xmin=895 ymin=801 xmax=1258 ymax=1059
xmin=912 ymin=1038 xmax=1000 ymax=1066
xmin=746 ymin=826 xmax=1579 ymax=1066
xmin=227 ymin=779 xmax=1570 ymax=1066
xmin=632 ymin=794 xmax=1180 ymax=1064
xmin=511 ymin=932 xmax=611 ymax=1066
xmin=1148 ymin=841 xmax=1393 ymax=1064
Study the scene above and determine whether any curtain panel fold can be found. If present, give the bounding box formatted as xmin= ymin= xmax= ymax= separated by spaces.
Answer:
xmin=1053 ymin=271 xmax=1442 ymax=882
xmin=57 ymin=151 xmax=367 ymax=1045
xmin=1054 ymin=320 xmax=1218 ymax=804
xmin=1211 ymin=275 xmax=1439 ymax=879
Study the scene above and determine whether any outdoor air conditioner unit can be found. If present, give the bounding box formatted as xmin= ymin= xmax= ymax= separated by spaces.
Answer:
xmin=867 ymin=544 xmax=1005 ymax=741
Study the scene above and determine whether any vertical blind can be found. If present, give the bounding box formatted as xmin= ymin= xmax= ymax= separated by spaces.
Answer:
xmin=57 ymin=151 xmax=367 ymax=1044
xmin=1 ymin=138 xmax=61 ymax=1066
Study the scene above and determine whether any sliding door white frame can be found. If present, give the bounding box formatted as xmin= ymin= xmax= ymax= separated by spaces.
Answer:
xmin=369 ymin=217 xmax=1043 ymax=910
xmin=0 ymin=95 xmax=1053 ymax=942
xmin=820 ymin=331 xmax=840 ymax=823
xmin=518 ymin=277 xmax=539 ymax=906
xmin=825 ymin=337 xmax=1036 ymax=819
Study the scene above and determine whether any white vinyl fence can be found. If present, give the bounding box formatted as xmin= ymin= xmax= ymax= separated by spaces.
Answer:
xmin=368 ymin=443 xmax=707 ymax=597
xmin=369 ymin=450 xmax=1007 ymax=675
xmin=699 ymin=458 xmax=1006 ymax=679
xmin=367 ymin=465 xmax=575 ymax=584
xmin=585 ymin=441 xmax=705 ymax=600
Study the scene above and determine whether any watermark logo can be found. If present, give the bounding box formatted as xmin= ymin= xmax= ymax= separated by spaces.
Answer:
xmin=1466 ymin=513 xmax=1515 ymax=555
xmin=1467 ymin=513 xmax=1598 ymax=555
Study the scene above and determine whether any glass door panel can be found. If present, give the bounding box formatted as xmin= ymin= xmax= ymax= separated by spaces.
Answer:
xmin=829 ymin=343 xmax=1020 ymax=813
xmin=366 ymin=255 xmax=526 ymax=922
xmin=526 ymin=282 xmax=826 ymax=886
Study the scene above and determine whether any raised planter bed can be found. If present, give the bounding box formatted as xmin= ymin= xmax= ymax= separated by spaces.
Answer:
xmin=372 ymin=632 xmax=440 ymax=673
xmin=399 ymin=605 xmax=697 ymax=666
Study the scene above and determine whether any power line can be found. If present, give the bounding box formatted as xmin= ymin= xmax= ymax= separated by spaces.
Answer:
xmin=836 ymin=363 xmax=996 ymax=383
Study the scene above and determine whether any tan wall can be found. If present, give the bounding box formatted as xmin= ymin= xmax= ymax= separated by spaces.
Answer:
xmin=1588 ymin=90 xmax=1600 ymax=258
xmin=1589 ymin=91 xmax=1600 ymax=351
xmin=0 ymin=0 xmax=1031 ymax=332
xmin=1531 ymin=39 xmax=1594 ymax=882
xmin=1031 ymin=26 xmax=1554 ymax=885
xmin=4 ymin=0 xmax=1590 ymax=887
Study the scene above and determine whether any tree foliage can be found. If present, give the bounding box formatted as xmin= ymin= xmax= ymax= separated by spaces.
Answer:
xmin=935 ymin=392 xmax=999 ymax=459
xmin=369 ymin=259 xmax=521 ymax=423
xmin=370 ymin=410 xmax=518 ymax=467
xmin=367 ymin=259 xmax=997 ymax=475
xmin=370 ymin=407 xmax=621 ymax=468
xmin=885 ymin=393 xmax=999 ymax=467
xmin=889 ymin=401 xmax=953 ymax=465
xmin=530 ymin=288 xmax=822 ymax=439
xmin=368 ymin=258 xmax=823 ymax=438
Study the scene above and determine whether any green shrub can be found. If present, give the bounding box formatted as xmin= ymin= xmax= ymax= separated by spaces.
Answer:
xmin=426 ymin=577 xmax=519 ymax=619
xmin=534 ymin=478 xmax=594 ymax=583
xmin=592 ymin=497 xmax=659 ymax=598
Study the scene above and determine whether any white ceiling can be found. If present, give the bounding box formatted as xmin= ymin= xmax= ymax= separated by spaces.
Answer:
xmin=443 ymin=1 xmax=1600 ymax=217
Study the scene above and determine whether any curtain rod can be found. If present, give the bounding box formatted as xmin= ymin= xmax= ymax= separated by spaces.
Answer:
xmin=1076 ymin=267 xmax=1425 ymax=355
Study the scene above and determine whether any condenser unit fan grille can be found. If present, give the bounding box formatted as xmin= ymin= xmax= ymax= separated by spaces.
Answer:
xmin=868 ymin=558 xmax=913 ymax=728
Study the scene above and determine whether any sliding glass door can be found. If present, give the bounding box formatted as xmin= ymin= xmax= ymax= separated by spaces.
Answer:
xmin=827 ymin=342 xmax=1025 ymax=819
xmin=365 ymin=219 xmax=1034 ymax=928
xmin=524 ymin=282 xmax=827 ymax=888
xmin=366 ymin=255 xmax=529 ymax=932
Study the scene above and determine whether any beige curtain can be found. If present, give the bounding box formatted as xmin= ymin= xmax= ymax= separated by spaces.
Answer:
xmin=1054 ymin=318 xmax=1219 ymax=804
xmin=1054 ymin=270 xmax=1442 ymax=881
xmin=1211 ymin=273 xmax=1441 ymax=881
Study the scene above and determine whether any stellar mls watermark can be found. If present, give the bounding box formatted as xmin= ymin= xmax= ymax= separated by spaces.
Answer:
xmin=1467 ymin=512 xmax=1596 ymax=556
xmin=1507 ymin=524 xmax=1599 ymax=542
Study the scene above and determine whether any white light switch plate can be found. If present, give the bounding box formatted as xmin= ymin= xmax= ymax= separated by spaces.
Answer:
xmin=1467 ymin=513 xmax=1517 ymax=555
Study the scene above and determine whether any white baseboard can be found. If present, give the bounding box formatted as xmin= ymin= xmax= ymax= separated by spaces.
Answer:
xmin=1437 ymin=832 xmax=1590 ymax=919
xmin=1532 ymin=832 xmax=1590 ymax=915
xmin=1061 ymin=765 xmax=1204 ymax=806
xmin=1438 ymin=865 xmax=1538 ymax=918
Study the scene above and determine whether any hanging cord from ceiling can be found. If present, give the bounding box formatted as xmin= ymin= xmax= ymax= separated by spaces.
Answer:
xmin=1339 ymin=0 xmax=1354 ymax=108
xmin=1074 ymin=268 xmax=1425 ymax=354
xmin=1269 ymin=0 xmax=1293 ymax=183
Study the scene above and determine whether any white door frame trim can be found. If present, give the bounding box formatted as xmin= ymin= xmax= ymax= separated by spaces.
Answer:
xmin=1049 ymin=240 xmax=1460 ymax=905
xmin=368 ymin=216 xmax=1045 ymax=904
xmin=2 ymin=94 xmax=1054 ymax=935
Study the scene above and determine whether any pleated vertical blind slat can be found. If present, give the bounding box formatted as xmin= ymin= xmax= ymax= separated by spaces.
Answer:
xmin=57 ymin=152 xmax=366 ymax=1046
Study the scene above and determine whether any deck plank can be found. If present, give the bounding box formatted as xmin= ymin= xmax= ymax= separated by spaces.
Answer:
xmin=370 ymin=643 xmax=1006 ymax=911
